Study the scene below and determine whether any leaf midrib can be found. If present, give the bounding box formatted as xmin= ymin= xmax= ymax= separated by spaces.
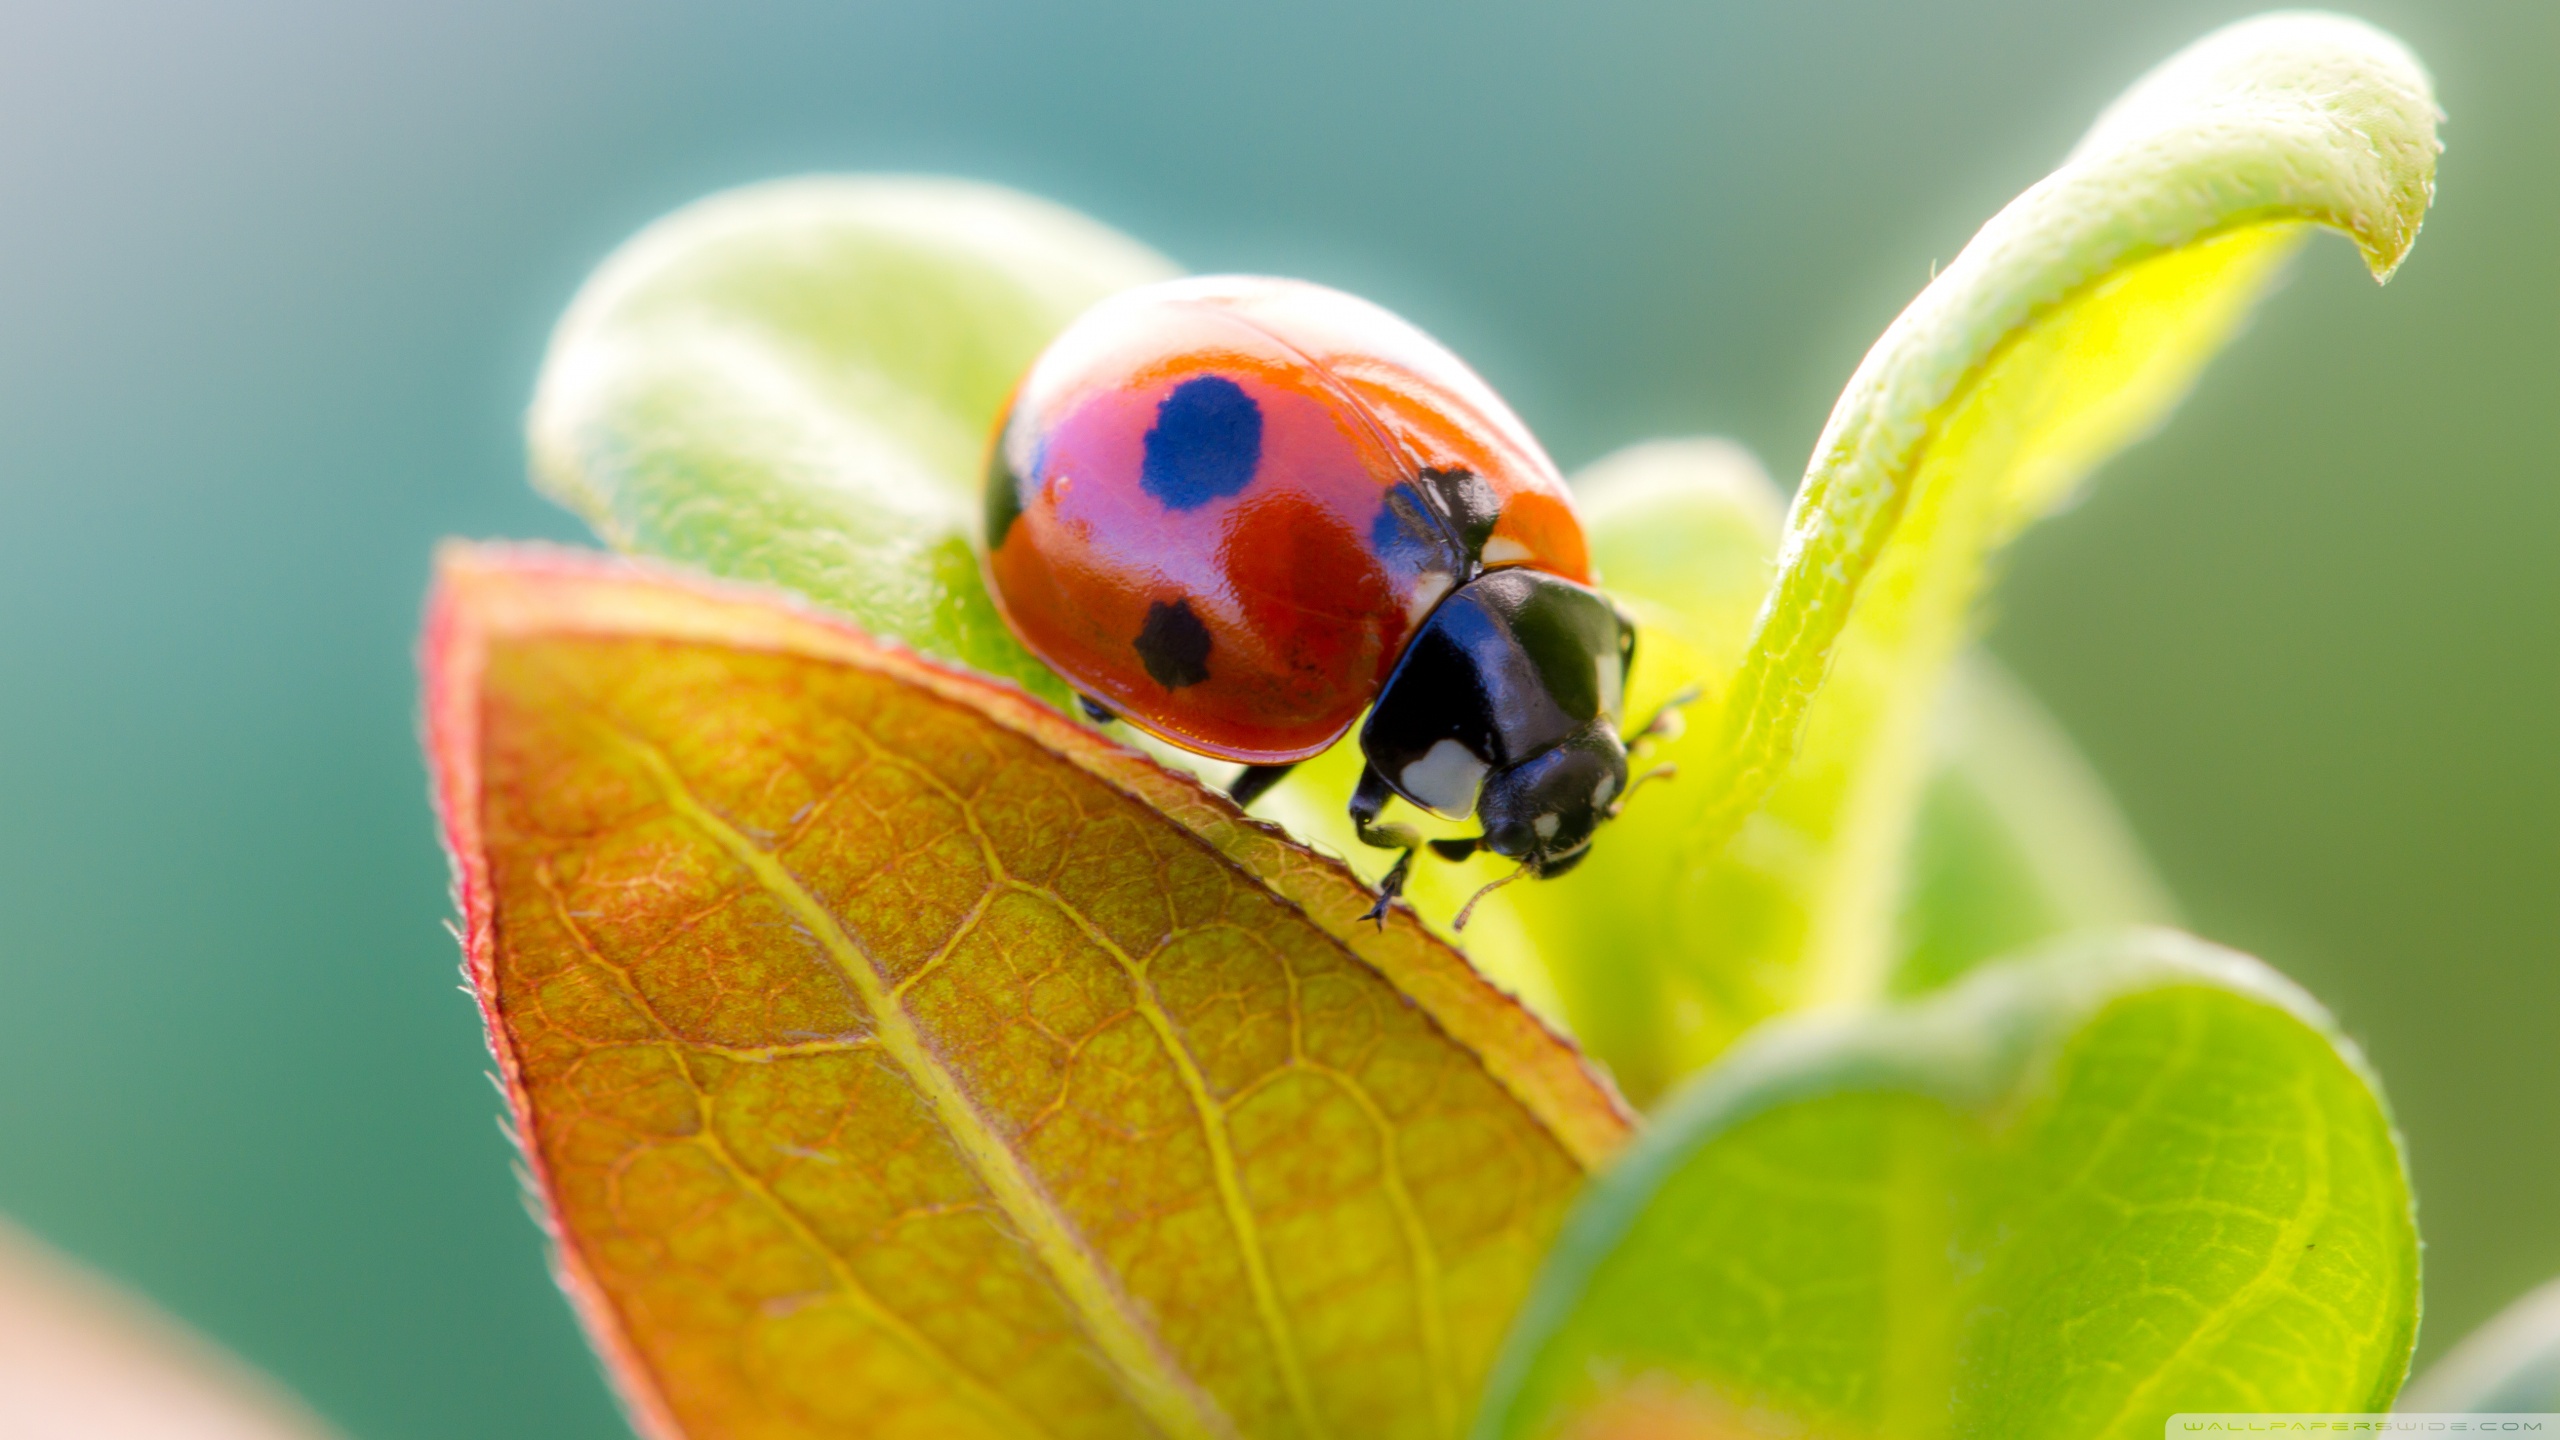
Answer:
xmin=1030 ymin=884 xmax=1337 ymax=1440
xmin=530 ymin=859 xmax=1055 ymax=1440
xmin=849 ymin=721 xmax=1481 ymax=1440
xmin=616 ymin=731 xmax=1235 ymax=1440
xmin=861 ymin=724 xmax=1363 ymax=1440
xmin=2084 ymin=1020 xmax=2342 ymax=1436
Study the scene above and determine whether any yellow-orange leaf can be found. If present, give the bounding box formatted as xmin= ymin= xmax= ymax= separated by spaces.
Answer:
xmin=422 ymin=544 xmax=1630 ymax=1440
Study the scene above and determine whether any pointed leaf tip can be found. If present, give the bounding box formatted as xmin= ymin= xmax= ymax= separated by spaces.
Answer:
xmin=422 ymin=544 xmax=1629 ymax=1440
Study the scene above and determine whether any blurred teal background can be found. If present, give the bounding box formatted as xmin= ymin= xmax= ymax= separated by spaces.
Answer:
xmin=0 ymin=1 xmax=2548 ymax=1434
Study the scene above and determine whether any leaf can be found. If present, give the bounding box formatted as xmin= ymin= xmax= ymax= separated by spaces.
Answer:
xmin=0 ymin=1218 xmax=340 ymax=1440
xmin=1572 ymin=13 xmax=2440 ymax=1080
xmin=1469 ymin=929 xmax=2419 ymax=1440
xmin=528 ymin=176 xmax=1179 ymax=706
xmin=423 ymin=543 xmax=1631 ymax=1440
xmin=1889 ymin=658 xmax=2178 ymax=999
xmin=2399 ymin=1278 xmax=2560 ymax=1413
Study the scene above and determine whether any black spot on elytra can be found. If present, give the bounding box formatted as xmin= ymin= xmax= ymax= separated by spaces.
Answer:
xmin=1134 ymin=598 xmax=1213 ymax=689
xmin=1140 ymin=375 xmax=1262 ymax=510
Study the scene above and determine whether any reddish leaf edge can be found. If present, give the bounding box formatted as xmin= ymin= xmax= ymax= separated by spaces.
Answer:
xmin=418 ymin=541 xmax=1638 ymax=1431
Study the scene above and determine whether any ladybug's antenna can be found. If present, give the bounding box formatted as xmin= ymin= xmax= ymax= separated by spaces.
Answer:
xmin=1606 ymin=763 xmax=1678 ymax=819
xmin=1633 ymin=686 xmax=1703 ymax=748
xmin=1453 ymin=861 xmax=1533 ymax=932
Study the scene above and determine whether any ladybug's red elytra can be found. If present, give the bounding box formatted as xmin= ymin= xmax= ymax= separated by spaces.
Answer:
xmin=983 ymin=275 xmax=1666 ymax=921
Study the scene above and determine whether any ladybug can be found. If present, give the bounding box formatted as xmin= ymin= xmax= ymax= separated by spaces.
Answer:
xmin=984 ymin=275 xmax=1661 ymax=920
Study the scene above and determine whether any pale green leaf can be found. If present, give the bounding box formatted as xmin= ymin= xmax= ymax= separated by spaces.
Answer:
xmin=1890 ymin=657 xmax=2178 ymax=998
xmin=528 ymin=175 xmax=1178 ymax=704
xmin=1470 ymin=929 xmax=2420 ymax=1440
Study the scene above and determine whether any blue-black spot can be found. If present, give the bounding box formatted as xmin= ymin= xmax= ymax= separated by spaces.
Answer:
xmin=1140 ymin=375 xmax=1262 ymax=510
xmin=1135 ymin=598 xmax=1213 ymax=689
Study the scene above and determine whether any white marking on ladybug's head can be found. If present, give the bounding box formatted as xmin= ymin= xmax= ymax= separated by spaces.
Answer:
xmin=1596 ymin=651 xmax=1624 ymax=724
xmin=1532 ymin=812 xmax=1561 ymax=841
xmin=1480 ymin=536 xmax=1533 ymax=566
xmin=1400 ymin=738 xmax=1488 ymax=819
xmin=1403 ymin=571 xmax=1455 ymax=632
xmin=1593 ymin=772 xmax=1619 ymax=809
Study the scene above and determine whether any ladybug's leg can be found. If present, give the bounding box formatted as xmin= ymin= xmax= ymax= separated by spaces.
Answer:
xmin=1349 ymin=764 xmax=1424 ymax=925
xmin=1228 ymin=763 xmax=1296 ymax=810
xmin=1077 ymin=694 xmax=1117 ymax=725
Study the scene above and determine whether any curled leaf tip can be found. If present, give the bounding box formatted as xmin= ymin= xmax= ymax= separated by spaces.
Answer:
xmin=2073 ymin=10 xmax=2441 ymax=281
xmin=1686 ymin=8 xmax=2443 ymax=903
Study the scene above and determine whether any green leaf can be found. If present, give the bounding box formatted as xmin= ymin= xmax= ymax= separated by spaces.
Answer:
xmin=1470 ymin=929 xmax=2420 ymax=1440
xmin=1502 ymin=13 xmax=2436 ymax=1092
xmin=528 ymin=175 xmax=1178 ymax=705
xmin=1890 ymin=658 xmax=2178 ymax=999
xmin=2400 ymin=1279 xmax=2560 ymax=1413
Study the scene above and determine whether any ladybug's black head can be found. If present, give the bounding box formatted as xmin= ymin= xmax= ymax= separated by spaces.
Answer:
xmin=1360 ymin=567 xmax=1638 ymax=885
xmin=1476 ymin=721 xmax=1629 ymax=878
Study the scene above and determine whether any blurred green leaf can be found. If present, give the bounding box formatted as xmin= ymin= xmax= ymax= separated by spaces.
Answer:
xmin=2400 ymin=1279 xmax=2560 ymax=1413
xmin=528 ymin=175 xmax=1178 ymax=705
xmin=1470 ymin=930 xmax=2419 ymax=1440
xmin=1493 ymin=14 xmax=2437 ymax=1094
xmin=1890 ymin=657 xmax=2177 ymax=998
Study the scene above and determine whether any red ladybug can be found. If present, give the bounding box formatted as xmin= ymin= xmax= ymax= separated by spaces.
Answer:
xmin=984 ymin=276 xmax=1647 ymax=918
